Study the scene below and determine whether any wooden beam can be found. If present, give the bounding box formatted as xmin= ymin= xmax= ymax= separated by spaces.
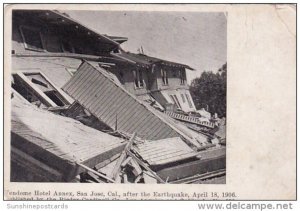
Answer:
xmin=110 ymin=133 xmax=136 ymax=179
xmin=126 ymin=150 xmax=166 ymax=184
xmin=129 ymin=159 xmax=143 ymax=176
xmin=76 ymin=162 xmax=115 ymax=183
xmin=121 ymin=157 xmax=132 ymax=168
xmin=142 ymin=171 xmax=158 ymax=184
xmin=86 ymin=172 xmax=105 ymax=183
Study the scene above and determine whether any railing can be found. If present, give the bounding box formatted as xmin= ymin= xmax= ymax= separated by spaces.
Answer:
xmin=165 ymin=111 xmax=214 ymax=128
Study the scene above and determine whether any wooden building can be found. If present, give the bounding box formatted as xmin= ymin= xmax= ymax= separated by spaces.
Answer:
xmin=12 ymin=10 xmax=198 ymax=114
xmin=107 ymin=51 xmax=198 ymax=113
xmin=9 ymin=10 xmax=225 ymax=183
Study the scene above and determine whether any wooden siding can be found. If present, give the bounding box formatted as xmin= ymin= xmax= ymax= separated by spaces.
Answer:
xmin=63 ymin=61 xmax=182 ymax=140
xmin=133 ymin=137 xmax=199 ymax=166
xmin=11 ymin=96 xmax=126 ymax=181
xmin=154 ymin=65 xmax=189 ymax=91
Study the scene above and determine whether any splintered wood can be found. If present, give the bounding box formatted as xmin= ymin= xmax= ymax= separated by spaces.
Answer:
xmin=110 ymin=133 xmax=137 ymax=180
xmin=79 ymin=133 xmax=167 ymax=184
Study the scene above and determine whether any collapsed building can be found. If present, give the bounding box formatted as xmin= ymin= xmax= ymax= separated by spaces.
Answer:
xmin=10 ymin=10 xmax=226 ymax=183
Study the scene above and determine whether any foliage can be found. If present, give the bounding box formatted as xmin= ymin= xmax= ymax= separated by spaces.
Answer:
xmin=190 ymin=63 xmax=227 ymax=118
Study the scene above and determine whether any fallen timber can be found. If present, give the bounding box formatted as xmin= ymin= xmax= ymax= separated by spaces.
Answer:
xmin=76 ymin=162 xmax=115 ymax=183
xmin=79 ymin=135 xmax=225 ymax=184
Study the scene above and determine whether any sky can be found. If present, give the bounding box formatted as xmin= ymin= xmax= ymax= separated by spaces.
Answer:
xmin=65 ymin=11 xmax=227 ymax=84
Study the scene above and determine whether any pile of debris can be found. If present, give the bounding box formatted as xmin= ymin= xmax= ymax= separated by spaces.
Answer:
xmin=78 ymin=133 xmax=225 ymax=184
xmin=80 ymin=133 xmax=164 ymax=183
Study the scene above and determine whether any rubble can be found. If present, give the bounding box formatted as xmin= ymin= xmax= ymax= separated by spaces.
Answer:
xmin=10 ymin=9 xmax=226 ymax=184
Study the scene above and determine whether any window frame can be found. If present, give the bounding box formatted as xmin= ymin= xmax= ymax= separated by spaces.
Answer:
xmin=161 ymin=69 xmax=169 ymax=86
xmin=133 ymin=69 xmax=145 ymax=89
xmin=19 ymin=25 xmax=46 ymax=52
xmin=12 ymin=71 xmax=71 ymax=108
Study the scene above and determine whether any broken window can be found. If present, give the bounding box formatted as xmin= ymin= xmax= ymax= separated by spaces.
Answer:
xmin=133 ymin=69 xmax=144 ymax=88
xmin=44 ymin=90 xmax=66 ymax=107
xmin=161 ymin=69 xmax=169 ymax=85
xmin=12 ymin=72 xmax=70 ymax=108
xmin=19 ymin=26 xmax=44 ymax=51
xmin=179 ymin=69 xmax=186 ymax=85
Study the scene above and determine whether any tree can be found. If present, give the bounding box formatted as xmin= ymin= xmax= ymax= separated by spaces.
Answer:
xmin=190 ymin=63 xmax=226 ymax=118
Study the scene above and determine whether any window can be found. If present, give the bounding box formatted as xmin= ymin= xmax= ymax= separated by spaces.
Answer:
xmin=44 ymin=90 xmax=66 ymax=106
xmin=19 ymin=26 xmax=44 ymax=51
xmin=185 ymin=93 xmax=193 ymax=108
xmin=161 ymin=69 xmax=169 ymax=85
xmin=12 ymin=72 xmax=70 ymax=108
xmin=169 ymin=94 xmax=182 ymax=109
xmin=179 ymin=69 xmax=186 ymax=85
xmin=133 ymin=69 xmax=144 ymax=88
xmin=181 ymin=93 xmax=186 ymax=103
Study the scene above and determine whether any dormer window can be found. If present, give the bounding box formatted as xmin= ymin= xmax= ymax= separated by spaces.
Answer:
xmin=161 ymin=69 xmax=168 ymax=85
xmin=133 ymin=69 xmax=144 ymax=88
xmin=19 ymin=26 xmax=44 ymax=52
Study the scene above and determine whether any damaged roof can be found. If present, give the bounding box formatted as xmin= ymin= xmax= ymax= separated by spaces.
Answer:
xmin=11 ymin=95 xmax=126 ymax=181
xmin=133 ymin=137 xmax=199 ymax=166
xmin=62 ymin=61 xmax=184 ymax=140
xmin=111 ymin=51 xmax=195 ymax=70
xmin=13 ymin=10 xmax=125 ymax=52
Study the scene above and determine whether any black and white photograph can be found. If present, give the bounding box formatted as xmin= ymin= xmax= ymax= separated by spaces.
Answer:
xmin=4 ymin=3 xmax=296 ymax=202
xmin=10 ymin=9 xmax=227 ymax=184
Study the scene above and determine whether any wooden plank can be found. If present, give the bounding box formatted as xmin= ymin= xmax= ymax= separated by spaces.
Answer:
xmin=86 ymin=171 xmax=105 ymax=183
xmin=123 ymin=174 xmax=129 ymax=183
xmin=148 ymin=151 xmax=197 ymax=164
xmin=149 ymin=152 xmax=198 ymax=166
xmin=134 ymin=174 xmax=142 ymax=183
xmin=121 ymin=157 xmax=132 ymax=168
xmin=126 ymin=150 xmax=166 ymax=183
xmin=76 ymin=162 xmax=115 ymax=183
xmin=142 ymin=149 xmax=183 ymax=160
xmin=143 ymin=171 xmax=158 ymax=184
xmin=110 ymin=133 xmax=136 ymax=179
xmin=95 ymin=153 xmax=120 ymax=170
xmin=129 ymin=159 xmax=143 ymax=176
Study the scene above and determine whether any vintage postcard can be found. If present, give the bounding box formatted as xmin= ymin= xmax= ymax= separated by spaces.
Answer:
xmin=3 ymin=4 xmax=296 ymax=200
